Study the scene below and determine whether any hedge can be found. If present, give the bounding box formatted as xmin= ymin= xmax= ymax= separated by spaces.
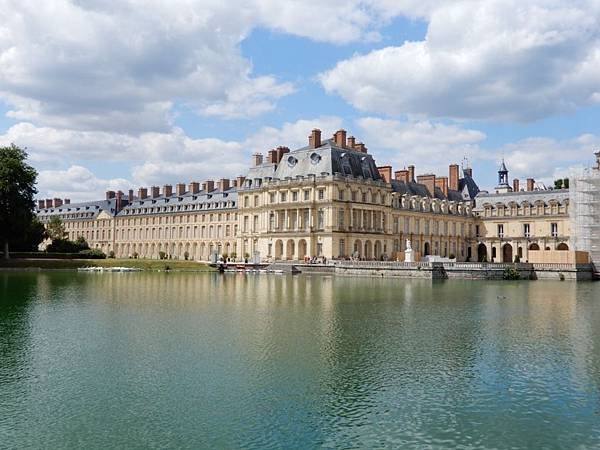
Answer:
xmin=1 ymin=251 xmax=106 ymax=260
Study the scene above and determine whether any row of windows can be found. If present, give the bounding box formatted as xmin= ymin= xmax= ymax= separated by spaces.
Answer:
xmin=481 ymin=203 xmax=567 ymax=217
xmin=496 ymin=223 xmax=559 ymax=238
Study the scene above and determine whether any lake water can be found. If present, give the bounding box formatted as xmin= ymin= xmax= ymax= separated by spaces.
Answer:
xmin=1 ymin=272 xmax=599 ymax=449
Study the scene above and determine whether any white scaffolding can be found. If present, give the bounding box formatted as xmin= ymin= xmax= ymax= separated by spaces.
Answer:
xmin=570 ymin=153 xmax=600 ymax=268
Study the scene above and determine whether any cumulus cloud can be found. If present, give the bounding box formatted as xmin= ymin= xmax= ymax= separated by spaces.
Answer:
xmin=0 ymin=0 xmax=296 ymax=132
xmin=37 ymin=166 xmax=131 ymax=201
xmin=354 ymin=117 xmax=486 ymax=174
xmin=321 ymin=0 xmax=600 ymax=122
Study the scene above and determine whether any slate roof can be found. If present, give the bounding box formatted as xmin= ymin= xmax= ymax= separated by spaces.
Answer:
xmin=36 ymin=198 xmax=126 ymax=220
xmin=244 ymin=139 xmax=382 ymax=183
xmin=475 ymin=188 xmax=569 ymax=208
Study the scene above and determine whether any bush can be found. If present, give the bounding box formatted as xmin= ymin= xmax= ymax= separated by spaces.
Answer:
xmin=108 ymin=250 xmax=115 ymax=259
xmin=514 ymin=255 xmax=521 ymax=263
xmin=449 ymin=253 xmax=456 ymax=260
xmin=503 ymin=267 xmax=521 ymax=280
xmin=159 ymin=251 xmax=167 ymax=260
xmin=184 ymin=251 xmax=189 ymax=261
xmin=78 ymin=249 xmax=106 ymax=259
xmin=132 ymin=252 xmax=138 ymax=259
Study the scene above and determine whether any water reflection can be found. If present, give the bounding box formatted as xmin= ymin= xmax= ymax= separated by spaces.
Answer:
xmin=0 ymin=272 xmax=599 ymax=448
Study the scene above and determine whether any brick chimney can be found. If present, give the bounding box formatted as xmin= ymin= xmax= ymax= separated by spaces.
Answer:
xmin=163 ymin=184 xmax=173 ymax=197
xmin=128 ymin=189 xmax=134 ymax=202
xmin=408 ymin=165 xmax=415 ymax=183
xmin=236 ymin=176 xmax=245 ymax=188
xmin=309 ymin=128 xmax=321 ymax=149
xmin=64 ymin=198 xmax=70 ymax=205
xmin=267 ymin=149 xmax=277 ymax=164
xmin=334 ymin=129 xmax=347 ymax=148
xmin=54 ymin=198 xmax=63 ymax=207
xmin=395 ymin=170 xmax=409 ymax=183
xmin=436 ymin=176 xmax=449 ymax=197
xmin=138 ymin=187 xmax=148 ymax=199
xmin=449 ymin=164 xmax=459 ymax=191
xmin=38 ymin=200 xmax=45 ymax=209
xmin=188 ymin=182 xmax=200 ymax=194
xmin=116 ymin=191 xmax=124 ymax=212
xmin=347 ymin=136 xmax=356 ymax=148
xmin=46 ymin=198 xmax=54 ymax=208
xmin=276 ymin=146 xmax=290 ymax=163
xmin=417 ymin=174 xmax=436 ymax=197
xmin=513 ymin=179 xmax=520 ymax=192
xmin=105 ymin=190 xmax=115 ymax=200
xmin=176 ymin=183 xmax=186 ymax=196
xmin=527 ymin=178 xmax=535 ymax=191
xmin=252 ymin=153 xmax=263 ymax=166
xmin=355 ymin=142 xmax=367 ymax=153
xmin=151 ymin=186 xmax=160 ymax=198
xmin=377 ymin=166 xmax=392 ymax=183
xmin=217 ymin=178 xmax=230 ymax=191
xmin=202 ymin=180 xmax=215 ymax=192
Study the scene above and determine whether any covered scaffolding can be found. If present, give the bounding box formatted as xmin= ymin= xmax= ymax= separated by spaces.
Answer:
xmin=570 ymin=151 xmax=600 ymax=268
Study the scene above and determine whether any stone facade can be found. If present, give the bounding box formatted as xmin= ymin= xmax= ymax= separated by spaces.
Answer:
xmin=473 ymin=162 xmax=571 ymax=263
xmin=35 ymin=128 xmax=583 ymax=264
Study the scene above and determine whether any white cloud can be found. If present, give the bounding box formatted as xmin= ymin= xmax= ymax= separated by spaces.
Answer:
xmin=492 ymin=134 xmax=600 ymax=184
xmin=321 ymin=0 xmax=600 ymax=122
xmin=37 ymin=166 xmax=131 ymax=201
xmin=354 ymin=117 xmax=486 ymax=175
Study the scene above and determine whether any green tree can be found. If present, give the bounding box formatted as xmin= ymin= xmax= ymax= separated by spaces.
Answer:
xmin=563 ymin=178 xmax=570 ymax=189
xmin=46 ymin=216 xmax=67 ymax=241
xmin=0 ymin=144 xmax=38 ymax=259
xmin=554 ymin=179 xmax=563 ymax=189
xmin=11 ymin=218 xmax=47 ymax=252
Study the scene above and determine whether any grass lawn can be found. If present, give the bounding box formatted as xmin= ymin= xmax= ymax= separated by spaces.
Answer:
xmin=0 ymin=258 xmax=215 ymax=271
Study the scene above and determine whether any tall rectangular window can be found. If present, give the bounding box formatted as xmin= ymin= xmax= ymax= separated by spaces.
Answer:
xmin=551 ymin=222 xmax=558 ymax=237
xmin=497 ymin=224 xmax=504 ymax=238
xmin=338 ymin=209 xmax=345 ymax=228
xmin=523 ymin=223 xmax=530 ymax=237
xmin=317 ymin=209 xmax=325 ymax=229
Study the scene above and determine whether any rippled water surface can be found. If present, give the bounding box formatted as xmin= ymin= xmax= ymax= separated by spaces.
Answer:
xmin=1 ymin=272 xmax=600 ymax=449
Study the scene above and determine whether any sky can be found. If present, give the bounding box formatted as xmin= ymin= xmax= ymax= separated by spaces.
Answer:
xmin=2 ymin=0 xmax=600 ymax=201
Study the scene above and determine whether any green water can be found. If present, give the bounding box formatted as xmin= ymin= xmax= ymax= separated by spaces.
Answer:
xmin=1 ymin=272 xmax=599 ymax=449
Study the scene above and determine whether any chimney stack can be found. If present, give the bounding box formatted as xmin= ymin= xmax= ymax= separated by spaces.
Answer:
xmin=395 ymin=170 xmax=410 ymax=183
xmin=276 ymin=146 xmax=290 ymax=163
xmin=53 ymin=198 xmax=63 ymax=207
xmin=138 ymin=187 xmax=148 ymax=199
xmin=267 ymin=149 xmax=278 ymax=164
xmin=464 ymin=167 xmax=473 ymax=178
xmin=188 ymin=182 xmax=200 ymax=194
xmin=309 ymin=129 xmax=321 ymax=149
xmin=252 ymin=153 xmax=263 ymax=166
xmin=176 ymin=183 xmax=186 ymax=196
xmin=408 ymin=165 xmax=415 ymax=183
xmin=105 ymin=190 xmax=115 ymax=201
xmin=64 ymin=198 xmax=70 ymax=205
xmin=449 ymin=164 xmax=460 ymax=191
xmin=116 ymin=190 xmax=124 ymax=212
xmin=151 ymin=186 xmax=160 ymax=198
xmin=436 ymin=176 xmax=449 ymax=197
xmin=334 ymin=129 xmax=347 ymax=148
xmin=417 ymin=174 xmax=436 ymax=197
xmin=513 ymin=179 xmax=520 ymax=192
xmin=38 ymin=200 xmax=45 ymax=209
xmin=217 ymin=178 xmax=230 ymax=191
xmin=128 ymin=189 xmax=134 ymax=202
xmin=46 ymin=198 xmax=54 ymax=208
xmin=355 ymin=142 xmax=367 ymax=153
xmin=377 ymin=166 xmax=392 ymax=183
xmin=163 ymin=184 xmax=173 ymax=197
xmin=236 ymin=176 xmax=246 ymax=189
xmin=347 ymin=136 xmax=356 ymax=148
xmin=527 ymin=178 xmax=535 ymax=191
xmin=202 ymin=180 xmax=215 ymax=193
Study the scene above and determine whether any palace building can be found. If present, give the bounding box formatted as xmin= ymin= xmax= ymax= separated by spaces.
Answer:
xmin=34 ymin=128 xmax=598 ymax=265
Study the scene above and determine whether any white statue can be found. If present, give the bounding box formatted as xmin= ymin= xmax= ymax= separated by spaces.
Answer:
xmin=404 ymin=239 xmax=414 ymax=263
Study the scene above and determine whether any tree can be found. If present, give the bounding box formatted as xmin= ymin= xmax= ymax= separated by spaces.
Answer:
xmin=554 ymin=179 xmax=563 ymax=189
xmin=46 ymin=216 xmax=67 ymax=241
xmin=0 ymin=144 xmax=38 ymax=259
xmin=563 ymin=178 xmax=570 ymax=189
xmin=10 ymin=218 xmax=47 ymax=252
